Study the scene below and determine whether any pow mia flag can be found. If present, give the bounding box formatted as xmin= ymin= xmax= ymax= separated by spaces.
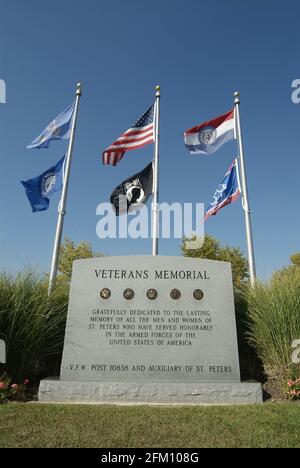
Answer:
xmin=110 ymin=162 xmax=153 ymax=215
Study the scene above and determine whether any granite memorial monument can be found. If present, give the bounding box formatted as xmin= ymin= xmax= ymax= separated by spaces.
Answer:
xmin=39 ymin=256 xmax=262 ymax=404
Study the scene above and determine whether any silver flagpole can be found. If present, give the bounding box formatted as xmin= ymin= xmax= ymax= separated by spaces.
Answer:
xmin=234 ymin=91 xmax=256 ymax=286
xmin=48 ymin=82 xmax=82 ymax=295
xmin=152 ymin=85 xmax=161 ymax=256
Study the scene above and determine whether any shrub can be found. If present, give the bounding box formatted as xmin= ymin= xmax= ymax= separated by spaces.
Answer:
xmin=0 ymin=271 xmax=68 ymax=382
xmin=0 ymin=374 xmax=29 ymax=403
xmin=286 ymin=376 xmax=300 ymax=401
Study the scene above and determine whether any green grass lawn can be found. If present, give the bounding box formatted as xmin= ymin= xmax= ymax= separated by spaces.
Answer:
xmin=0 ymin=403 xmax=299 ymax=448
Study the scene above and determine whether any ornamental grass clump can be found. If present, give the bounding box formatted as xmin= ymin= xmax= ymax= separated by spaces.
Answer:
xmin=0 ymin=271 xmax=68 ymax=382
xmin=245 ymin=276 xmax=300 ymax=383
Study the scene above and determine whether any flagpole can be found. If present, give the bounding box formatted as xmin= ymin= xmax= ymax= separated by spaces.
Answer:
xmin=152 ymin=85 xmax=161 ymax=256
xmin=234 ymin=91 xmax=256 ymax=286
xmin=48 ymin=82 xmax=82 ymax=296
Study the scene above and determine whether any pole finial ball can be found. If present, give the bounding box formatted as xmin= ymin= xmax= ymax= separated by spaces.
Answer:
xmin=76 ymin=82 xmax=82 ymax=96
xmin=234 ymin=91 xmax=239 ymax=98
xmin=155 ymin=85 xmax=160 ymax=91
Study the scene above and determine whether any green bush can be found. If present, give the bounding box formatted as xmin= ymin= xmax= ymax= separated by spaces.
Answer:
xmin=0 ymin=373 xmax=29 ymax=403
xmin=0 ymin=272 xmax=68 ymax=382
xmin=245 ymin=276 xmax=300 ymax=383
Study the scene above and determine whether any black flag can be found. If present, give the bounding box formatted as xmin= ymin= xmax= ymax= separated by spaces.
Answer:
xmin=110 ymin=162 xmax=153 ymax=215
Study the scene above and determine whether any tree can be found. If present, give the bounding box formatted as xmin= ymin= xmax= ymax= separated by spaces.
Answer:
xmin=58 ymin=238 xmax=102 ymax=282
xmin=290 ymin=253 xmax=300 ymax=267
xmin=181 ymin=235 xmax=249 ymax=287
xmin=272 ymin=252 xmax=300 ymax=284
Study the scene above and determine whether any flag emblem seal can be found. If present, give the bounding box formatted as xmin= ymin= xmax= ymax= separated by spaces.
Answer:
xmin=184 ymin=109 xmax=235 ymax=155
xmin=198 ymin=126 xmax=217 ymax=145
xmin=47 ymin=121 xmax=60 ymax=136
xmin=125 ymin=179 xmax=145 ymax=205
xmin=41 ymin=172 xmax=57 ymax=196
xmin=39 ymin=122 xmax=60 ymax=145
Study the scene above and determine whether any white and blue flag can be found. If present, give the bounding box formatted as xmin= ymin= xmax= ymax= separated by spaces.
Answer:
xmin=184 ymin=109 xmax=235 ymax=155
xmin=21 ymin=156 xmax=65 ymax=212
xmin=205 ymin=159 xmax=241 ymax=221
xmin=26 ymin=102 xmax=75 ymax=149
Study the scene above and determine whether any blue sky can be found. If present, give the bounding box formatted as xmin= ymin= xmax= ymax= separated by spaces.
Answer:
xmin=0 ymin=0 xmax=299 ymax=279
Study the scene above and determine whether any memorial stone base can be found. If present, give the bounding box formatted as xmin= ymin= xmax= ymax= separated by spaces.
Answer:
xmin=39 ymin=379 xmax=262 ymax=405
xmin=39 ymin=256 xmax=262 ymax=405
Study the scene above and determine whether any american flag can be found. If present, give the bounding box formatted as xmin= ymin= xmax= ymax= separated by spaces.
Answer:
xmin=103 ymin=104 xmax=155 ymax=166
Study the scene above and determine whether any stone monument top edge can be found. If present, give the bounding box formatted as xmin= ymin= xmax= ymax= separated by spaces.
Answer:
xmin=71 ymin=255 xmax=233 ymax=268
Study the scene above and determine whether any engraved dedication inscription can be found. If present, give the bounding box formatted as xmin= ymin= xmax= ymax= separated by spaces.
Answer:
xmin=60 ymin=256 xmax=241 ymax=383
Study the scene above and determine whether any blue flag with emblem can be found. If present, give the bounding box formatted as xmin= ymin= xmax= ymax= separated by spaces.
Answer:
xmin=21 ymin=156 xmax=65 ymax=212
xmin=26 ymin=102 xmax=75 ymax=149
xmin=205 ymin=159 xmax=241 ymax=221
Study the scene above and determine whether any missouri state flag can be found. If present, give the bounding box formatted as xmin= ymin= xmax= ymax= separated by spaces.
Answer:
xmin=184 ymin=109 xmax=235 ymax=155
xmin=205 ymin=159 xmax=241 ymax=221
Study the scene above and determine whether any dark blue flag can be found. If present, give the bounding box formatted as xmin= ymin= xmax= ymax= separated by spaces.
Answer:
xmin=26 ymin=102 xmax=75 ymax=149
xmin=21 ymin=156 xmax=65 ymax=212
xmin=205 ymin=159 xmax=241 ymax=221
